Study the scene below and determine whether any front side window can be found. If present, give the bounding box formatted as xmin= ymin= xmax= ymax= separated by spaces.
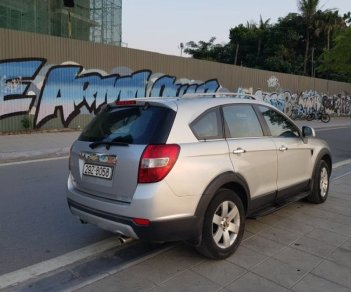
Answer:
xmin=259 ymin=106 xmax=299 ymax=137
xmin=191 ymin=108 xmax=223 ymax=140
xmin=223 ymin=105 xmax=264 ymax=138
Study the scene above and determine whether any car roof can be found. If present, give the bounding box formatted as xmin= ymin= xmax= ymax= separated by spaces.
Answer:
xmin=113 ymin=94 xmax=274 ymax=118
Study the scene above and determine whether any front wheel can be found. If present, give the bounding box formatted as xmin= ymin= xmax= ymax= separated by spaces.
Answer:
xmin=306 ymin=113 xmax=314 ymax=121
xmin=197 ymin=189 xmax=245 ymax=259
xmin=307 ymin=160 xmax=330 ymax=204
xmin=321 ymin=113 xmax=330 ymax=123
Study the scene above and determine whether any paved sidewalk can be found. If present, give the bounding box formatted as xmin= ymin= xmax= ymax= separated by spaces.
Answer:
xmin=0 ymin=131 xmax=80 ymax=163
xmin=75 ymin=172 xmax=351 ymax=292
xmin=0 ymin=117 xmax=350 ymax=164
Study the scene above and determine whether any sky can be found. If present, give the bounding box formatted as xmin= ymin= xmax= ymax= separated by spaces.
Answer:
xmin=122 ymin=0 xmax=350 ymax=56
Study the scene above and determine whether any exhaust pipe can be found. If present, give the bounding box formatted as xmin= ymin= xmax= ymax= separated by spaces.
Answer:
xmin=118 ymin=235 xmax=132 ymax=244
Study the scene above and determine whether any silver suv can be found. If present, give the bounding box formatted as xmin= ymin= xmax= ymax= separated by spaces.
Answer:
xmin=67 ymin=93 xmax=332 ymax=259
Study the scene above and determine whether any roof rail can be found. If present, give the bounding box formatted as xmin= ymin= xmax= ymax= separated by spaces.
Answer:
xmin=182 ymin=92 xmax=255 ymax=100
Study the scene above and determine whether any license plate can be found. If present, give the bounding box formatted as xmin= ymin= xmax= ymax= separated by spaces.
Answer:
xmin=83 ymin=164 xmax=113 ymax=180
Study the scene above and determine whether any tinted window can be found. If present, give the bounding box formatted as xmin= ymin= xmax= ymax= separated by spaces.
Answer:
xmin=259 ymin=106 xmax=299 ymax=137
xmin=223 ymin=105 xmax=263 ymax=138
xmin=191 ymin=108 xmax=222 ymax=140
xmin=79 ymin=105 xmax=175 ymax=144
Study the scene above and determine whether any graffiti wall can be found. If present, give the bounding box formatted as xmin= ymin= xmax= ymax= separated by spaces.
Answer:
xmin=0 ymin=58 xmax=220 ymax=130
xmin=254 ymin=89 xmax=351 ymax=117
xmin=0 ymin=58 xmax=350 ymax=132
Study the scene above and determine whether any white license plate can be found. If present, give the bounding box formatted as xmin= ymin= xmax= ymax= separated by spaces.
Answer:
xmin=83 ymin=164 xmax=113 ymax=180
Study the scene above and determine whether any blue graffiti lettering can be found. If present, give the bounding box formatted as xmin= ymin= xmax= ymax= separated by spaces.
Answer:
xmin=0 ymin=59 xmax=45 ymax=118
xmin=35 ymin=67 xmax=152 ymax=127
xmin=113 ymin=71 xmax=151 ymax=101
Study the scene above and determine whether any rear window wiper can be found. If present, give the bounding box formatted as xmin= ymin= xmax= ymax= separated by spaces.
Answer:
xmin=89 ymin=141 xmax=129 ymax=150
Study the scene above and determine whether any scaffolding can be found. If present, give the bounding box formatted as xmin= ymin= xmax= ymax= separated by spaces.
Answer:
xmin=0 ymin=0 xmax=122 ymax=46
xmin=90 ymin=0 xmax=122 ymax=46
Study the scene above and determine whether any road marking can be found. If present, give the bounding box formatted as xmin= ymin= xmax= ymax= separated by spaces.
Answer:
xmin=0 ymin=236 xmax=123 ymax=290
xmin=332 ymin=170 xmax=351 ymax=181
xmin=0 ymin=156 xmax=68 ymax=167
xmin=316 ymin=125 xmax=351 ymax=132
xmin=332 ymin=159 xmax=351 ymax=169
xmin=65 ymin=244 xmax=176 ymax=292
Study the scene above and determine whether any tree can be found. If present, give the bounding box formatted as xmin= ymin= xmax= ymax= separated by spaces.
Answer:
xmin=263 ymin=13 xmax=305 ymax=74
xmin=229 ymin=24 xmax=259 ymax=67
xmin=184 ymin=37 xmax=218 ymax=61
xmin=317 ymin=28 xmax=351 ymax=82
xmin=315 ymin=10 xmax=345 ymax=50
xmin=257 ymin=15 xmax=271 ymax=57
xmin=344 ymin=12 xmax=351 ymax=26
xmin=184 ymin=38 xmax=233 ymax=64
xmin=298 ymin=0 xmax=320 ymax=75
xmin=184 ymin=9 xmax=348 ymax=82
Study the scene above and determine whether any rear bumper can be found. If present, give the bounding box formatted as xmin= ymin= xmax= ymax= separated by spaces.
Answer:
xmin=67 ymin=198 xmax=201 ymax=242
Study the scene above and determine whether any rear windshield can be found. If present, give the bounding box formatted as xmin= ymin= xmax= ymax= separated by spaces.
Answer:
xmin=79 ymin=105 xmax=176 ymax=144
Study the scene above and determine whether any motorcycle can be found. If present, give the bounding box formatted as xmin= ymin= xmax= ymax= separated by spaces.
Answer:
xmin=306 ymin=108 xmax=330 ymax=123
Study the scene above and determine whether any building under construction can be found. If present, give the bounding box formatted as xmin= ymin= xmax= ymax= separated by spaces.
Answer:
xmin=0 ymin=0 xmax=122 ymax=46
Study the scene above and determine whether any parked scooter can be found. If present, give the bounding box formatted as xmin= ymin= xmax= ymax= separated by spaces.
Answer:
xmin=306 ymin=108 xmax=330 ymax=123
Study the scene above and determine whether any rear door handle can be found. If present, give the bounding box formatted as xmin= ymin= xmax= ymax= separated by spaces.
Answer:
xmin=233 ymin=148 xmax=246 ymax=154
xmin=279 ymin=145 xmax=288 ymax=151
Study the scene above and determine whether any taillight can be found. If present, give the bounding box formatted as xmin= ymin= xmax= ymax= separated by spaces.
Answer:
xmin=68 ymin=144 xmax=74 ymax=171
xmin=138 ymin=144 xmax=180 ymax=183
xmin=132 ymin=218 xmax=150 ymax=226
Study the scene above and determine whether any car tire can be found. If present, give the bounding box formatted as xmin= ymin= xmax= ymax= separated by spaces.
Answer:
xmin=197 ymin=189 xmax=245 ymax=259
xmin=307 ymin=160 xmax=330 ymax=204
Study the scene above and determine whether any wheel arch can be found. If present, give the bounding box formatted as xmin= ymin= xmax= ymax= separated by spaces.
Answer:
xmin=310 ymin=148 xmax=332 ymax=190
xmin=190 ymin=171 xmax=250 ymax=246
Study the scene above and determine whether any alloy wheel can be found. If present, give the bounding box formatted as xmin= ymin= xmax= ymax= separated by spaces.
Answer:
xmin=212 ymin=200 xmax=240 ymax=249
xmin=320 ymin=167 xmax=329 ymax=197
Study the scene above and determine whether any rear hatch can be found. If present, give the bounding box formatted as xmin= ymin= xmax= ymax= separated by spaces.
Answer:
xmin=69 ymin=101 xmax=176 ymax=203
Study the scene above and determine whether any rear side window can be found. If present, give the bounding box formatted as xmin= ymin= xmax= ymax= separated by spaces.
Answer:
xmin=191 ymin=108 xmax=223 ymax=140
xmin=223 ymin=105 xmax=263 ymax=138
xmin=79 ymin=105 xmax=176 ymax=144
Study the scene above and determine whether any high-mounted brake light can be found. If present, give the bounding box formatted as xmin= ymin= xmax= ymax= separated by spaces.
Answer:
xmin=115 ymin=100 xmax=137 ymax=106
xmin=138 ymin=144 xmax=180 ymax=183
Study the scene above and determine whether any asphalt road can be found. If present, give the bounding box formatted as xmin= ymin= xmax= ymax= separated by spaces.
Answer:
xmin=0 ymin=126 xmax=350 ymax=276
xmin=0 ymin=158 xmax=111 ymax=275
xmin=316 ymin=126 xmax=351 ymax=163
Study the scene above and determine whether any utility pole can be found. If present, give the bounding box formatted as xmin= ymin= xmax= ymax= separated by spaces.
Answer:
xmin=179 ymin=43 xmax=184 ymax=56
xmin=311 ymin=47 xmax=315 ymax=77
xmin=234 ymin=44 xmax=239 ymax=65
xmin=63 ymin=0 xmax=74 ymax=38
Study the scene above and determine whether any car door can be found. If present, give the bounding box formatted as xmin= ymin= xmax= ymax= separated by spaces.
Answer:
xmin=223 ymin=104 xmax=278 ymax=205
xmin=257 ymin=105 xmax=313 ymax=201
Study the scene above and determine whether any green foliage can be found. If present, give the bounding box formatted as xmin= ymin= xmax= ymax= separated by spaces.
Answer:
xmin=21 ymin=116 xmax=31 ymax=130
xmin=317 ymin=28 xmax=351 ymax=82
xmin=184 ymin=4 xmax=349 ymax=82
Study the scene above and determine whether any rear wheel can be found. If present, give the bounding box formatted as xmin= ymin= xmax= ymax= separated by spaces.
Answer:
xmin=307 ymin=160 xmax=330 ymax=204
xmin=197 ymin=189 xmax=245 ymax=259
xmin=321 ymin=113 xmax=330 ymax=123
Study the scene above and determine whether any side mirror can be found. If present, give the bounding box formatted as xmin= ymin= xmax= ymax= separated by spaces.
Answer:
xmin=302 ymin=126 xmax=316 ymax=138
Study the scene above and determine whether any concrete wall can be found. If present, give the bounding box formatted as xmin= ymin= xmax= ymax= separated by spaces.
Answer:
xmin=1 ymin=28 xmax=350 ymax=132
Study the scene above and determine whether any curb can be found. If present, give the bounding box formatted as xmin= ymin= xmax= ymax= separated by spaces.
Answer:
xmin=0 ymin=147 xmax=70 ymax=164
